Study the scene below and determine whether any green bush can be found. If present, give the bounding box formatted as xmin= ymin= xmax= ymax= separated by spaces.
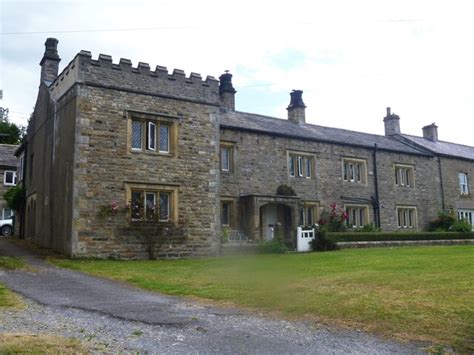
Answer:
xmin=355 ymin=223 xmax=381 ymax=233
xmin=310 ymin=227 xmax=339 ymax=251
xmin=327 ymin=231 xmax=474 ymax=242
xmin=258 ymin=224 xmax=288 ymax=254
xmin=3 ymin=185 xmax=25 ymax=212
xmin=318 ymin=203 xmax=347 ymax=232
xmin=450 ymin=219 xmax=472 ymax=232
xmin=427 ymin=210 xmax=456 ymax=231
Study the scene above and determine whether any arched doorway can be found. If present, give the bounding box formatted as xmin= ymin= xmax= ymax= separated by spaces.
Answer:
xmin=259 ymin=203 xmax=293 ymax=246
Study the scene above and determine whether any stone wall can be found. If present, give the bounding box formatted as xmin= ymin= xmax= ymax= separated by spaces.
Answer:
xmin=66 ymin=53 xmax=221 ymax=258
xmin=220 ymin=127 xmax=440 ymax=231
xmin=440 ymin=156 xmax=474 ymax=212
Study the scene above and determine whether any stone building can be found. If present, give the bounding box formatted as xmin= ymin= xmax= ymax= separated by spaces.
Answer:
xmin=0 ymin=144 xmax=19 ymax=226
xmin=19 ymin=38 xmax=474 ymax=257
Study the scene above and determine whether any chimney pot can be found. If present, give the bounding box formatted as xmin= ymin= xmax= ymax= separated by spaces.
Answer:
xmin=39 ymin=38 xmax=61 ymax=84
xmin=287 ymin=90 xmax=306 ymax=124
xmin=219 ymin=72 xmax=236 ymax=111
xmin=383 ymin=107 xmax=400 ymax=136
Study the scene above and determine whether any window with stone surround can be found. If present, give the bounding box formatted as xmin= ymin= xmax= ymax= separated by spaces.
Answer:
xmin=459 ymin=172 xmax=469 ymax=195
xmin=397 ymin=206 xmax=417 ymax=229
xmin=3 ymin=171 xmax=16 ymax=186
xmin=342 ymin=158 xmax=367 ymax=184
xmin=345 ymin=205 xmax=368 ymax=228
xmin=127 ymin=112 xmax=177 ymax=155
xmin=299 ymin=202 xmax=319 ymax=227
xmin=220 ymin=143 xmax=234 ymax=172
xmin=221 ymin=201 xmax=231 ymax=226
xmin=395 ymin=164 xmax=414 ymax=187
xmin=457 ymin=209 xmax=474 ymax=230
xmin=126 ymin=183 xmax=178 ymax=223
xmin=288 ymin=152 xmax=313 ymax=178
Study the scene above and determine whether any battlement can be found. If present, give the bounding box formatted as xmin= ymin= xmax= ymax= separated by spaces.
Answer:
xmin=49 ymin=50 xmax=220 ymax=104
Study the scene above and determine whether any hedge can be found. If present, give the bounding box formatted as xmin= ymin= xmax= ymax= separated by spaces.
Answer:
xmin=327 ymin=231 xmax=474 ymax=242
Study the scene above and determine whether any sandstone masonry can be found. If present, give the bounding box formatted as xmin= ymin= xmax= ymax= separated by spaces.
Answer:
xmin=19 ymin=38 xmax=474 ymax=258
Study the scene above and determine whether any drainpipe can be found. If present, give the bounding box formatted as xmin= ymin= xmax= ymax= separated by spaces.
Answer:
xmin=437 ymin=156 xmax=446 ymax=211
xmin=373 ymin=144 xmax=381 ymax=228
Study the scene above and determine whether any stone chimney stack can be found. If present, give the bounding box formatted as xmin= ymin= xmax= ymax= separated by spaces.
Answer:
xmin=422 ymin=123 xmax=438 ymax=142
xmin=219 ymin=71 xmax=236 ymax=111
xmin=287 ymin=90 xmax=306 ymax=124
xmin=39 ymin=38 xmax=61 ymax=84
xmin=383 ymin=107 xmax=401 ymax=136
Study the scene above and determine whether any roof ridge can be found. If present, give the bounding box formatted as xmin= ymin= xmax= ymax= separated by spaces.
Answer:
xmin=402 ymin=134 xmax=474 ymax=149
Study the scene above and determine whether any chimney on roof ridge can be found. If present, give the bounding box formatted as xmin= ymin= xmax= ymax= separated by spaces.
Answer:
xmin=39 ymin=38 xmax=61 ymax=84
xmin=219 ymin=71 xmax=236 ymax=111
xmin=383 ymin=106 xmax=400 ymax=136
xmin=287 ymin=90 xmax=306 ymax=124
xmin=422 ymin=122 xmax=438 ymax=142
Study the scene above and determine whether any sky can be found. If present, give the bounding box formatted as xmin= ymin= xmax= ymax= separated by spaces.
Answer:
xmin=1 ymin=0 xmax=474 ymax=145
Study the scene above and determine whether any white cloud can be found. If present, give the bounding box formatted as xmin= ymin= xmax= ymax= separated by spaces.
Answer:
xmin=1 ymin=0 xmax=474 ymax=144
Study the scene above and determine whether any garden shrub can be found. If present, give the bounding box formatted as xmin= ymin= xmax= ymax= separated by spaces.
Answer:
xmin=318 ymin=203 xmax=347 ymax=232
xmin=310 ymin=227 xmax=339 ymax=251
xmin=427 ymin=210 xmax=456 ymax=231
xmin=327 ymin=231 xmax=474 ymax=242
xmin=258 ymin=224 xmax=288 ymax=254
xmin=450 ymin=219 xmax=472 ymax=232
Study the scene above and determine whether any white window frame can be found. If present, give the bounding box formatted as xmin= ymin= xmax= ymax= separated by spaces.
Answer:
xmin=459 ymin=172 xmax=469 ymax=195
xmin=342 ymin=158 xmax=366 ymax=184
xmin=457 ymin=209 xmax=474 ymax=230
xmin=288 ymin=152 xmax=314 ymax=179
xmin=4 ymin=171 xmax=16 ymax=186
xmin=345 ymin=205 xmax=368 ymax=228
xmin=395 ymin=164 xmax=414 ymax=187
xmin=396 ymin=206 xmax=417 ymax=229
xmin=147 ymin=122 xmax=156 ymax=151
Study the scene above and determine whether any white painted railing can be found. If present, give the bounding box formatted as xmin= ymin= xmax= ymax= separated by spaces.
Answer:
xmin=297 ymin=227 xmax=315 ymax=252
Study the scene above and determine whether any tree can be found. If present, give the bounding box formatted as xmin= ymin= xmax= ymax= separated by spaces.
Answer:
xmin=0 ymin=106 xmax=23 ymax=144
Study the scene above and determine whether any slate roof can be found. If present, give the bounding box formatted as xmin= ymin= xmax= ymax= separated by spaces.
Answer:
xmin=401 ymin=134 xmax=474 ymax=161
xmin=220 ymin=111 xmax=430 ymax=156
xmin=0 ymin=144 xmax=19 ymax=167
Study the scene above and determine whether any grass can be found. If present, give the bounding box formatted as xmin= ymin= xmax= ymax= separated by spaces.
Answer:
xmin=0 ymin=257 xmax=27 ymax=308
xmin=51 ymin=246 xmax=474 ymax=352
xmin=0 ymin=334 xmax=87 ymax=354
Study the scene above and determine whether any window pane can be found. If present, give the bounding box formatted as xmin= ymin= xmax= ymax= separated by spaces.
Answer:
xmin=221 ymin=147 xmax=230 ymax=171
xmin=145 ymin=192 xmax=156 ymax=220
xmin=297 ymin=156 xmax=303 ymax=177
xmin=159 ymin=193 xmax=170 ymax=221
xmin=131 ymin=191 xmax=143 ymax=220
xmin=307 ymin=207 xmax=314 ymax=226
xmin=132 ymin=121 xmax=142 ymax=150
xmin=148 ymin=122 xmax=156 ymax=150
xmin=305 ymin=158 xmax=311 ymax=178
xmin=221 ymin=202 xmax=230 ymax=226
xmin=299 ymin=207 xmax=305 ymax=225
xmin=289 ymin=156 xmax=295 ymax=177
xmin=159 ymin=125 xmax=170 ymax=152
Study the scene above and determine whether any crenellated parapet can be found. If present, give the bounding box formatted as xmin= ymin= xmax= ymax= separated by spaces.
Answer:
xmin=49 ymin=50 xmax=220 ymax=104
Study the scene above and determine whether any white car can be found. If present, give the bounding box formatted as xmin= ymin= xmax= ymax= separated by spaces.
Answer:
xmin=0 ymin=219 xmax=13 ymax=237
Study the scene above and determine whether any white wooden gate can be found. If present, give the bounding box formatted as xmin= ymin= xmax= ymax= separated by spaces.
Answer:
xmin=297 ymin=226 xmax=315 ymax=252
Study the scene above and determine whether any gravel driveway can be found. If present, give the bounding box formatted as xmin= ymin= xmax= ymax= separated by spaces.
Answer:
xmin=0 ymin=239 xmax=427 ymax=354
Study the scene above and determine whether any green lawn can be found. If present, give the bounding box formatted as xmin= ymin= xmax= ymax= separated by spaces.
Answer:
xmin=52 ymin=246 xmax=474 ymax=352
xmin=0 ymin=257 xmax=26 ymax=308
